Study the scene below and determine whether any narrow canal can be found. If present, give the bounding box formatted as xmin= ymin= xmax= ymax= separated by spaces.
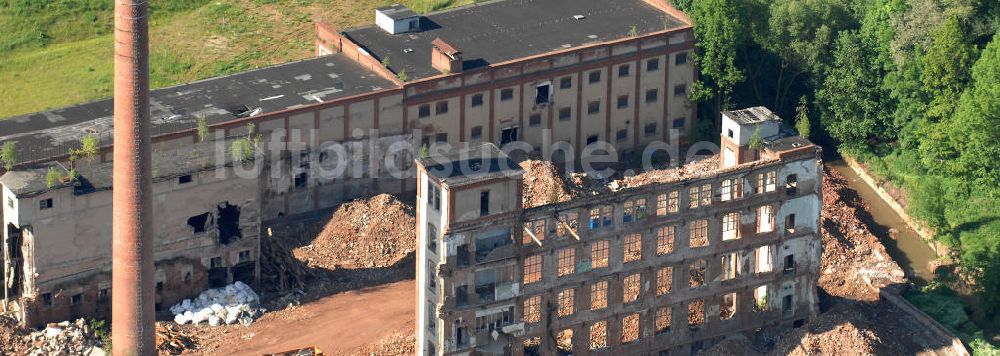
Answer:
xmin=827 ymin=159 xmax=938 ymax=282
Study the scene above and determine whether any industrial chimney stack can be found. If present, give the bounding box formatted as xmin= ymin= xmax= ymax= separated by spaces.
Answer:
xmin=112 ymin=0 xmax=156 ymax=354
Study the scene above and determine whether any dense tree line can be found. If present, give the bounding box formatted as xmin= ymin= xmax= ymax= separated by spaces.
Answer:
xmin=676 ymin=0 xmax=999 ymax=348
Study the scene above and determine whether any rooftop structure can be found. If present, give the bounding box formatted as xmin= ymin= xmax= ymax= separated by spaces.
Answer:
xmin=343 ymin=0 xmax=687 ymax=79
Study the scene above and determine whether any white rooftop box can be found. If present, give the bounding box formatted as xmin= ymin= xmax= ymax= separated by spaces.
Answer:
xmin=376 ymin=4 xmax=420 ymax=34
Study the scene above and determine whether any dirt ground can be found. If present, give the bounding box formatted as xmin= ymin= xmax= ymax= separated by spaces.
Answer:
xmin=182 ymin=280 xmax=415 ymax=355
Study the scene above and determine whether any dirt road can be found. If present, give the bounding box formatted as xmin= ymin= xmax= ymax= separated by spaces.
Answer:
xmin=187 ymin=280 xmax=415 ymax=355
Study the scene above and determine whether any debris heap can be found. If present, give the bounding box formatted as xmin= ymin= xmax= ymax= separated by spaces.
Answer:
xmin=519 ymin=160 xmax=574 ymax=208
xmin=25 ymin=319 xmax=105 ymax=356
xmin=0 ymin=315 xmax=30 ymax=354
xmin=170 ymin=281 xmax=261 ymax=326
xmin=819 ymin=168 xmax=905 ymax=300
xmin=155 ymin=323 xmax=197 ymax=355
xmin=298 ymin=194 xmax=415 ymax=269
xmin=612 ymin=156 xmax=720 ymax=190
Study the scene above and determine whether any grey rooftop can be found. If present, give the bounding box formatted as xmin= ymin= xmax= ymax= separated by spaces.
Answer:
xmin=418 ymin=143 xmax=523 ymax=186
xmin=722 ymin=106 xmax=783 ymax=125
xmin=343 ymin=0 xmax=686 ymax=80
xmin=0 ymin=54 xmax=394 ymax=165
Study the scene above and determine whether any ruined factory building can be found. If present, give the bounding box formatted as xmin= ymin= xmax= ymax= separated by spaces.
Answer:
xmin=415 ymin=107 xmax=823 ymax=355
xmin=0 ymin=0 xmax=698 ymax=328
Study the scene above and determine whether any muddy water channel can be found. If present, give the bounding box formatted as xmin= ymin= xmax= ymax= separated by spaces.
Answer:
xmin=827 ymin=159 xmax=938 ymax=282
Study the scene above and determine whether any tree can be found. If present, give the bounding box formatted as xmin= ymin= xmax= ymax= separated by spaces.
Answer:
xmin=763 ymin=0 xmax=853 ymax=111
xmin=921 ymin=16 xmax=978 ymax=121
xmin=197 ymin=115 xmax=209 ymax=142
xmin=690 ymin=0 xmax=749 ymax=120
xmin=46 ymin=167 xmax=61 ymax=188
xmin=817 ymin=30 xmax=893 ymax=147
xmin=79 ymin=133 xmax=99 ymax=162
xmin=1 ymin=141 xmax=16 ymax=170
xmin=748 ymin=127 xmax=765 ymax=151
xmin=921 ymin=34 xmax=1000 ymax=183
xmin=794 ymin=96 xmax=812 ymax=139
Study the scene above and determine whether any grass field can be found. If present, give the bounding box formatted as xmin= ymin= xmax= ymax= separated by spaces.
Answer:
xmin=0 ymin=0 xmax=476 ymax=118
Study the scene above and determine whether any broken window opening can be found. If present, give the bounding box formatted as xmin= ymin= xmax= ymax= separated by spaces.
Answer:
xmin=557 ymin=247 xmax=575 ymax=277
xmin=689 ymin=259 xmax=706 ymax=288
xmin=782 ymin=294 xmax=794 ymax=315
xmin=217 ymin=202 xmax=241 ymax=244
xmin=623 ymin=273 xmax=641 ymax=303
xmin=623 ymin=234 xmax=642 ymax=263
xmin=755 ymin=245 xmax=773 ymax=273
xmin=623 ymin=198 xmax=646 ymax=223
xmin=500 ymin=126 xmax=519 ymax=145
xmin=427 ymin=224 xmax=438 ymax=252
xmin=722 ymin=212 xmax=740 ymax=240
xmin=457 ymin=244 xmax=470 ymax=267
xmin=722 ymin=252 xmax=739 ymax=280
xmin=71 ymin=293 xmax=82 ymax=305
xmin=657 ymin=267 xmax=673 ymax=295
xmin=475 ymin=227 xmax=511 ymax=262
xmin=535 ymin=82 xmax=551 ymax=105
xmin=721 ymin=292 xmax=737 ymax=320
xmin=557 ymin=328 xmax=574 ymax=355
xmin=39 ymin=198 xmax=53 ymax=210
xmin=784 ymin=254 xmax=796 ymax=274
xmin=523 ymin=255 xmax=542 ymax=284
xmin=757 ymin=205 xmax=774 ymax=233
xmin=589 ymin=320 xmax=608 ymax=350
xmin=656 ymin=225 xmax=675 ymax=255
xmin=657 ymin=191 xmax=679 ymax=215
xmin=688 ymin=299 xmax=705 ymax=329
xmin=456 ymin=285 xmax=468 ymax=307
xmin=754 ymin=285 xmax=768 ymax=312
xmin=765 ymin=171 xmax=777 ymax=192
xmin=690 ymin=219 xmax=709 ymax=248
xmin=522 ymin=295 xmax=541 ymax=323
xmin=622 ymin=313 xmax=640 ymax=344
xmin=558 ymin=288 xmax=575 ymax=317
xmin=178 ymin=175 xmax=193 ymax=184
xmin=294 ymin=172 xmax=308 ymax=189
xmin=480 ymin=190 xmax=490 ymax=216
xmin=591 ymin=280 xmax=608 ymax=310
xmin=656 ymin=307 xmax=672 ymax=334
xmin=42 ymin=293 xmax=53 ymax=307
xmin=786 ymin=174 xmax=798 ymax=195
xmin=187 ymin=212 xmax=212 ymax=234
xmin=475 ymin=265 xmax=515 ymax=303
xmin=523 ymin=219 xmax=545 ymax=245
xmin=785 ymin=213 xmax=797 ymax=233
xmin=523 ymin=337 xmax=542 ymax=356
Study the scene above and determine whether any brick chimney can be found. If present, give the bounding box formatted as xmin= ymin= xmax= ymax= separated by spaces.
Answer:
xmin=431 ymin=38 xmax=462 ymax=74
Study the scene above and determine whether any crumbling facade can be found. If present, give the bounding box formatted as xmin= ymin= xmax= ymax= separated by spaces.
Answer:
xmin=1 ymin=142 xmax=261 ymax=327
xmin=0 ymin=0 xmax=698 ymax=326
xmin=415 ymin=108 xmax=822 ymax=355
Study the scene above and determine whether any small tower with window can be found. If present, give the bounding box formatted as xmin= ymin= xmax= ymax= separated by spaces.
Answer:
xmin=719 ymin=106 xmax=783 ymax=169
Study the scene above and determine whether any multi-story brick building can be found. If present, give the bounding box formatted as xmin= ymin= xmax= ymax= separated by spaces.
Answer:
xmin=0 ymin=0 xmax=699 ymax=326
xmin=415 ymin=107 xmax=822 ymax=355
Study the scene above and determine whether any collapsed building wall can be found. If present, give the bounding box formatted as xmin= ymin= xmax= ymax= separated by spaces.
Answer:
xmin=0 ymin=147 xmax=261 ymax=327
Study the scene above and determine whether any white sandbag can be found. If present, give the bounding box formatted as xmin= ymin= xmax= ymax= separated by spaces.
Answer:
xmin=207 ymin=315 xmax=221 ymax=326
xmin=174 ymin=313 xmax=190 ymax=325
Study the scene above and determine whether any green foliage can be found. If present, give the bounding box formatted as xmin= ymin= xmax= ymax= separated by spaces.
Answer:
xmin=817 ymin=30 xmax=893 ymax=147
xmin=197 ymin=115 xmax=210 ymax=142
xmin=397 ymin=69 xmax=409 ymax=82
xmin=794 ymin=96 xmax=811 ymax=139
xmin=1 ymin=141 xmax=16 ymax=170
xmin=747 ymin=127 xmax=764 ymax=151
xmin=45 ymin=167 xmax=61 ymax=188
xmin=690 ymin=0 xmax=748 ymax=113
xmin=88 ymin=319 xmax=111 ymax=351
xmin=78 ymin=133 xmax=99 ymax=161
xmin=921 ymin=16 xmax=978 ymax=121
xmin=628 ymin=25 xmax=639 ymax=37
xmin=231 ymin=139 xmax=254 ymax=163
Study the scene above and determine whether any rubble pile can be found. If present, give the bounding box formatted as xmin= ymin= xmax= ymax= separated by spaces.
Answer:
xmin=519 ymin=160 xmax=574 ymax=208
xmin=0 ymin=315 xmax=30 ymax=354
xmin=613 ymin=156 xmax=720 ymax=190
xmin=155 ymin=323 xmax=197 ymax=355
xmin=170 ymin=281 xmax=261 ymax=326
xmin=302 ymin=194 xmax=416 ymax=269
xmin=819 ymin=168 xmax=905 ymax=300
xmin=25 ymin=319 xmax=105 ymax=356
xmin=352 ymin=328 xmax=415 ymax=356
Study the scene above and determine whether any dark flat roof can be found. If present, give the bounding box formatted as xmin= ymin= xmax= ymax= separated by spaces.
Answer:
xmin=0 ymin=54 xmax=394 ymax=164
xmin=378 ymin=4 xmax=418 ymax=20
xmin=419 ymin=143 xmax=523 ymax=186
xmin=343 ymin=0 xmax=686 ymax=80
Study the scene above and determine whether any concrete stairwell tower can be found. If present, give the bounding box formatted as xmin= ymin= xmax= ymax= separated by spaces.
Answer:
xmin=112 ymin=0 xmax=156 ymax=354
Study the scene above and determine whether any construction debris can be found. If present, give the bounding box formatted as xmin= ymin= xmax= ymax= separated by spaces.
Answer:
xmin=170 ymin=281 xmax=261 ymax=326
xmin=156 ymin=323 xmax=196 ymax=355
xmin=298 ymin=194 xmax=415 ymax=269
xmin=613 ymin=156 xmax=720 ymax=190
xmin=351 ymin=328 xmax=414 ymax=356
xmin=0 ymin=315 xmax=30 ymax=354
xmin=819 ymin=168 xmax=905 ymax=301
xmin=25 ymin=319 xmax=105 ymax=356
xmin=519 ymin=160 xmax=574 ymax=208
